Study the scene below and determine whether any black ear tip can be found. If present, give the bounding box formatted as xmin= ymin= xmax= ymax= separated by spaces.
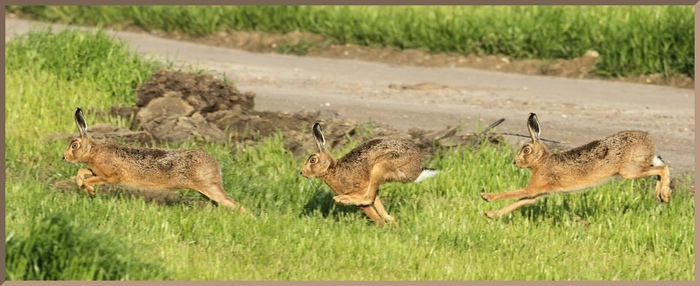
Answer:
xmin=528 ymin=113 xmax=539 ymax=123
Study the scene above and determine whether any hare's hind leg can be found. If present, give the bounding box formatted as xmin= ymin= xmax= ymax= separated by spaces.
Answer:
xmin=359 ymin=205 xmax=385 ymax=226
xmin=485 ymin=197 xmax=541 ymax=219
xmin=195 ymin=183 xmax=246 ymax=213
xmin=619 ymin=162 xmax=671 ymax=203
xmin=372 ymin=193 xmax=398 ymax=224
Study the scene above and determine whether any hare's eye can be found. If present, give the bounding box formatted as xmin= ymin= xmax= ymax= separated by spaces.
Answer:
xmin=71 ymin=142 xmax=79 ymax=149
xmin=523 ymin=147 xmax=531 ymax=154
xmin=309 ymin=157 xmax=318 ymax=164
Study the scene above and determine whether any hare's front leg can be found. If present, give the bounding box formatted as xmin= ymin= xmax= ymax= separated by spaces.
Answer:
xmin=80 ymin=174 xmax=108 ymax=197
xmin=485 ymin=197 xmax=541 ymax=219
xmin=74 ymin=169 xmax=98 ymax=196
xmin=74 ymin=168 xmax=94 ymax=186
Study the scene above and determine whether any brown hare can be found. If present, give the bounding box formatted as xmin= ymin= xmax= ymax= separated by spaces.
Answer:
xmin=62 ymin=108 xmax=246 ymax=213
xmin=481 ymin=112 xmax=671 ymax=219
xmin=300 ymin=123 xmax=439 ymax=225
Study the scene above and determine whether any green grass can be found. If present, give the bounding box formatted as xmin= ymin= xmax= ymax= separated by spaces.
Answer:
xmin=5 ymin=211 xmax=169 ymax=280
xmin=4 ymin=28 xmax=694 ymax=281
xmin=7 ymin=5 xmax=694 ymax=78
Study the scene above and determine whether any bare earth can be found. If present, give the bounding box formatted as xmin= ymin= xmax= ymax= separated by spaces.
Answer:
xmin=5 ymin=18 xmax=695 ymax=179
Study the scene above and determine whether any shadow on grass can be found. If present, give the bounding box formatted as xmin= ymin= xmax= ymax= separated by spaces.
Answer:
xmin=512 ymin=176 xmax=694 ymax=225
xmin=515 ymin=193 xmax=649 ymax=227
xmin=505 ymin=194 xmax=604 ymax=229
xmin=50 ymin=178 xmax=217 ymax=210
xmin=298 ymin=187 xmax=372 ymax=223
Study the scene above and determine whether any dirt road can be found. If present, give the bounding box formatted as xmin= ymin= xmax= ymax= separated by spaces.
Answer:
xmin=6 ymin=18 xmax=695 ymax=176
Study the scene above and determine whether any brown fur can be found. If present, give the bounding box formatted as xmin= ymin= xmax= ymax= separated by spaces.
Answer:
xmin=63 ymin=108 xmax=245 ymax=213
xmin=300 ymin=123 xmax=435 ymax=225
xmin=480 ymin=113 xmax=671 ymax=219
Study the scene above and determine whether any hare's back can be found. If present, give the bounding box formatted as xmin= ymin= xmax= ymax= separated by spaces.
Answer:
xmin=109 ymin=144 xmax=219 ymax=173
xmin=606 ymin=130 xmax=657 ymax=158
xmin=339 ymin=138 xmax=421 ymax=166
xmin=554 ymin=130 xmax=656 ymax=170
xmin=606 ymin=130 xmax=654 ymax=145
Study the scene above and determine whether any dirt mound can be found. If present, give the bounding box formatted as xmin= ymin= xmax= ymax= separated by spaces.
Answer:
xmin=51 ymin=69 xmax=557 ymax=156
xmin=113 ymin=70 xmax=515 ymax=154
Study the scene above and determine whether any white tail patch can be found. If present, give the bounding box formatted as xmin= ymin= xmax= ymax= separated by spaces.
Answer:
xmin=414 ymin=169 xmax=439 ymax=182
xmin=652 ymin=155 xmax=665 ymax=167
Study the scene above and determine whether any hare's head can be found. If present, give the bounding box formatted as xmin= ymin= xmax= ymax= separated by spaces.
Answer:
xmin=62 ymin=108 xmax=95 ymax=163
xmin=300 ymin=123 xmax=334 ymax=178
xmin=514 ymin=113 xmax=549 ymax=168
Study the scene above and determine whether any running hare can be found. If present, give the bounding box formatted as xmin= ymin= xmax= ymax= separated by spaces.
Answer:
xmin=300 ymin=123 xmax=439 ymax=225
xmin=62 ymin=108 xmax=246 ymax=213
xmin=481 ymin=113 xmax=671 ymax=219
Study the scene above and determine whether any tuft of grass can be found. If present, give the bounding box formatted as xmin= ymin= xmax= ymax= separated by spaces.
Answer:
xmin=5 ymin=28 xmax=163 ymax=105
xmin=5 ymin=212 xmax=170 ymax=280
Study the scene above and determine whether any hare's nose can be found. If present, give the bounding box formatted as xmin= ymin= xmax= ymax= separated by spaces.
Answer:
xmin=512 ymin=160 xmax=516 ymax=165
xmin=62 ymin=156 xmax=66 ymax=161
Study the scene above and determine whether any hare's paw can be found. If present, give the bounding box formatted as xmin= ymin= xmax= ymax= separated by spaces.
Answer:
xmin=386 ymin=216 xmax=399 ymax=225
xmin=481 ymin=193 xmax=496 ymax=202
xmin=74 ymin=169 xmax=94 ymax=188
xmin=656 ymin=187 xmax=672 ymax=203
xmin=74 ymin=175 xmax=84 ymax=187
xmin=333 ymin=195 xmax=373 ymax=206
xmin=484 ymin=210 xmax=498 ymax=219
xmin=83 ymin=185 xmax=96 ymax=197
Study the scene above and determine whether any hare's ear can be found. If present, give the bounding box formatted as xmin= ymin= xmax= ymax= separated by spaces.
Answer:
xmin=74 ymin=108 xmax=88 ymax=138
xmin=312 ymin=123 xmax=327 ymax=152
xmin=527 ymin=113 xmax=541 ymax=142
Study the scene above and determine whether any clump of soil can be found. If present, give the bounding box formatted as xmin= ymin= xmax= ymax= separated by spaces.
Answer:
xmin=101 ymin=69 xmax=515 ymax=155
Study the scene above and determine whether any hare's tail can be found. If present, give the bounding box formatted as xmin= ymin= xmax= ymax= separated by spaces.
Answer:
xmin=414 ymin=168 xmax=440 ymax=182
xmin=652 ymin=155 xmax=665 ymax=167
